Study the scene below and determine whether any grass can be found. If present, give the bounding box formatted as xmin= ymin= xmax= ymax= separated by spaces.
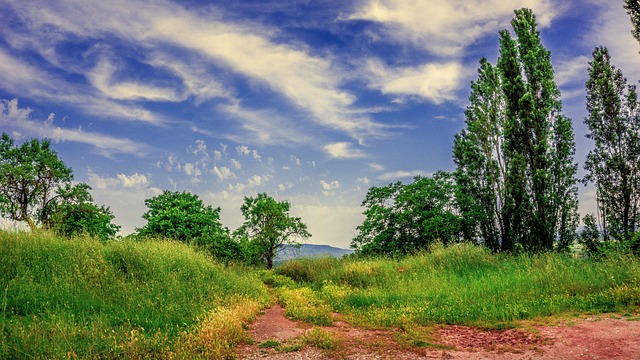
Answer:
xmin=276 ymin=243 xmax=640 ymax=329
xmin=0 ymin=230 xmax=269 ymax=359
xmin=3 ymin=231 xmax=639 ymax=357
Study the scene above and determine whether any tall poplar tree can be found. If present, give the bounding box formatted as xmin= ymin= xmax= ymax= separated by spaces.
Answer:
xmin=498 ymin=8 xmax=578 ymax=252
xmin=453 ymin=58 xmax=507 ymax=252
xmin=454 ymin=9 xmax=578 ymax=252
xmin=584 ymin=46 xmax=640 ymax=242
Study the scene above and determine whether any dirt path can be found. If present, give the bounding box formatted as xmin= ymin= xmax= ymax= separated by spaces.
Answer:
xmin=237 ymin=305 xmax=640 ymax=359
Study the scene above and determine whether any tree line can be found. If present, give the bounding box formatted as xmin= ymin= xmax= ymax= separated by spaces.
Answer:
xmin=0 ymin=133 xmax=310 ymax=269
xmin=352 ymin=6 xmax=640 ymax=257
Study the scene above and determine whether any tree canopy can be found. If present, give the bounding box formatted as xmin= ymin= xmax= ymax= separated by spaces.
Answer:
xmin=235 ymin=193 xmax=310 ymax=269
xmin=136 ymin=190 xmax=227 ymax=241
xmin=583 ymin=46 xmax=640 ymax=242
xmin=453 ymin=8 xmax=578 ymax=253
xmin=352 ymin=172 xmax=460 ymax=256
xmin=0 ymin=133 xmax=74 ymax=230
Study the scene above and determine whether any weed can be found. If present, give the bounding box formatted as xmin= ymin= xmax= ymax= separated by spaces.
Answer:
xmin=302 ymin=327 xmax=339 ymax=350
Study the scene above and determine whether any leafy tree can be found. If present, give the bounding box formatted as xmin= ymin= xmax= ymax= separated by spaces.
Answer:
xmin=46 ymin=182 xmax=119 ymax=240
xmin=351 ymin=172 xmax=461 ymax=257
xmin=580 ymin=214 xmax=601 ymax=257
xmin=453 ymin=58 xmax=507 ymax=252
xmin=498 ymin=8 xmax=578 ymax=252
xmin=454 ymin=9 xmax=579 ymax=253
xmin=136 ymin=190 xmax=234 ymax=260
xmin=0 ymin=133 xmax=76 ymax=230
xmin=235 ymin=193 xmax=310 ymax=269
xmin=625 ymin=0 xmax=640 ymax=49
xmin=583 ymin=46 xmax=640 ymax=243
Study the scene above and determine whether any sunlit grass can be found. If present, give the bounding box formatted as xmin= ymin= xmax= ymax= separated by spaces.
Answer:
xmin=0 ymin=230 xmax=269 ymax=358
xmin=276 ymin=243 xmax=640 ymax=329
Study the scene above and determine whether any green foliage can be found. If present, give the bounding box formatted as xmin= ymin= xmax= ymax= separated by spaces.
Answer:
xmin=352 ymin=172 xmax=461 ymax=257
xmin=455 ymin=9 xmax=578 ymax=252
xmin=136 ymin=190 xmax=241 ymax=262
xmin=48 ymin=183 xmax=120 ymax=240
xmin=137 ymin=190 xmax=225 ymax=241
xmin=0 ymin=133 xmax=73 ymax=230
xmin=584 ymin=46 xmax=640 ymax=244
xmin=580 ymin=214 xmax=602 ymax=257
xmin=453 ymin=57 xmax=506 ymax=251
xmin=0 ymin=230 xmax=268 ymax=359
xmin=626 ymin=0 xmax=640 ymax=50
xmin=235 ymin=193 xmax=311 ymax=269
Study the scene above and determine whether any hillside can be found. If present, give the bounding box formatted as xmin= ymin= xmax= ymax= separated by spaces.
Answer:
xmin=276 ymin=244 xmax=353 ymax=262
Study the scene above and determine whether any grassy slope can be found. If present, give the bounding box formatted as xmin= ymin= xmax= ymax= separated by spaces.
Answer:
xmin=0 ymin=231 xmax=269 ymax=359
xmin=276 ymin=244 xmax=640 ymax=329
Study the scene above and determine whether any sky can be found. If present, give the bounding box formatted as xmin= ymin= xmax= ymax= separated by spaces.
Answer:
xmin=0 ymin=0 xmax=639 ymax=249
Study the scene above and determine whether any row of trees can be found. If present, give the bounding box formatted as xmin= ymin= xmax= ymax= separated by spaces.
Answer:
xmin=351 ymin=7 xmax=640 ymax=257
xmin=0 ymin=133 xmax=310 ymax=268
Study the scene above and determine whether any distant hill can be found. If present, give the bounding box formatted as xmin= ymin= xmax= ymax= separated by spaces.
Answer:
xmin=276 ymin=244 xmax=353 ymax=262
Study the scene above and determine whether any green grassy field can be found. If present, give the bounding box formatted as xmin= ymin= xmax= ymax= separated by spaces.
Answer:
xmin=0 ymin=230 xmax=269 ymax=359
xmin=2 ymin=232 xmax=639 ymax=358
xmin=275 ymin=244 xmax=640 ymax=329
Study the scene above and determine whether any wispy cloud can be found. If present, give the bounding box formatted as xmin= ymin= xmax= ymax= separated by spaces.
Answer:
xmin=324 ymin=142 xmax=367 ymax=159
xmin=0 ymin=47 xmax=164 ymax=124
xmin=378 ymin=169 xmax=431 ymax=181
xmin=0 ymin=99 xmax=148 ymax=156
xmin=347 ymin=0 xmax=562 ymax=57
xmin=2 ymin=0 xmax=393 ymax=144
xmin=365 ymin=59 xmax=468 ymax=104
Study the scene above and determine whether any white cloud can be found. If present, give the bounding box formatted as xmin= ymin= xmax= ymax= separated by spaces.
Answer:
xmin=278 ymin=183 xmax=294 ymax=191
xmin=117 ymin=173 xmax=148 ymax=188
xmin=0 ymin=98 xmax=148 ymax=156
xmin=212 ymin=166 xmax=236 ymax=182
xmin=369 ymin=163 xmax=385 ymax=171
xmin=357 ymin=177 xmax=371 ymax=185
xmin=324 ymin=142 xmax=367 ymax=159
xmin=219 ymin=102 xmax=312 ymax=145
xmin=348 ymin=0 xmax=561 ymax=56
xmin=231 ymin=159 xmax=242 ymax=170
xmin=320 ymin=180 xmax=341 ymax=197
xmin=236 ymin=145 xmax=251 ymax=156
xmin=88 ymin=57 xmax=184 ymax=102
xmin=365 ymin=59 xmax=468 ymax=104
xmin=248 ymin=174 xmax=272 ymax=188
xmin=0 ymin=47 xmax=163 ymax=125
xmin=183 ymin=163 xmax=202 ymax=178
xmin=378 ymin=169 xmax=431 ymax=181
xmin=320 ymin=180 xmax=341 ymax=191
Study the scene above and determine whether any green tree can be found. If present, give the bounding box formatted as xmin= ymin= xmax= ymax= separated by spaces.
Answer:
xmin=136 ymin=190 xmax=236 ymax=260
xmin=497 ymin=8 xmax=578 ymax=252
xmin=583 ymin=46 xmax=640 ymax=243
xmin=352 ymin=172 xmax=461 ymax=257
xmin=235 ymin=193 xmax=310 ymax=269
xmin=453 ymin=58 xmax=507 ymax=252
xmin=0 ymin=133 xmax=73 ymax=230
xmin=48 ymin=182 xmax=120 ymax=240
xmin=625 ymin=0 xmax=640 ymax=49
xmin=454 ymin=9 xmax=578 ymax=253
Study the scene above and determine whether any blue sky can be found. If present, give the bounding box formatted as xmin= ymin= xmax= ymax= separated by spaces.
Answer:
xmin=0 ymin=0 xmax=638 ymax=248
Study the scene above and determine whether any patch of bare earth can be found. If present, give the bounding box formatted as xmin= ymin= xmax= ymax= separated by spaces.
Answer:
xmin=237 ymin=306 xmax=640 ymax=359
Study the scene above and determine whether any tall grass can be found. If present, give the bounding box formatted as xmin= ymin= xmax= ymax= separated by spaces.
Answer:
xmin=277 ymin=243 xmax=640 ymax=328
xmin=0 ymin=230 xmax=269 ymax=358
